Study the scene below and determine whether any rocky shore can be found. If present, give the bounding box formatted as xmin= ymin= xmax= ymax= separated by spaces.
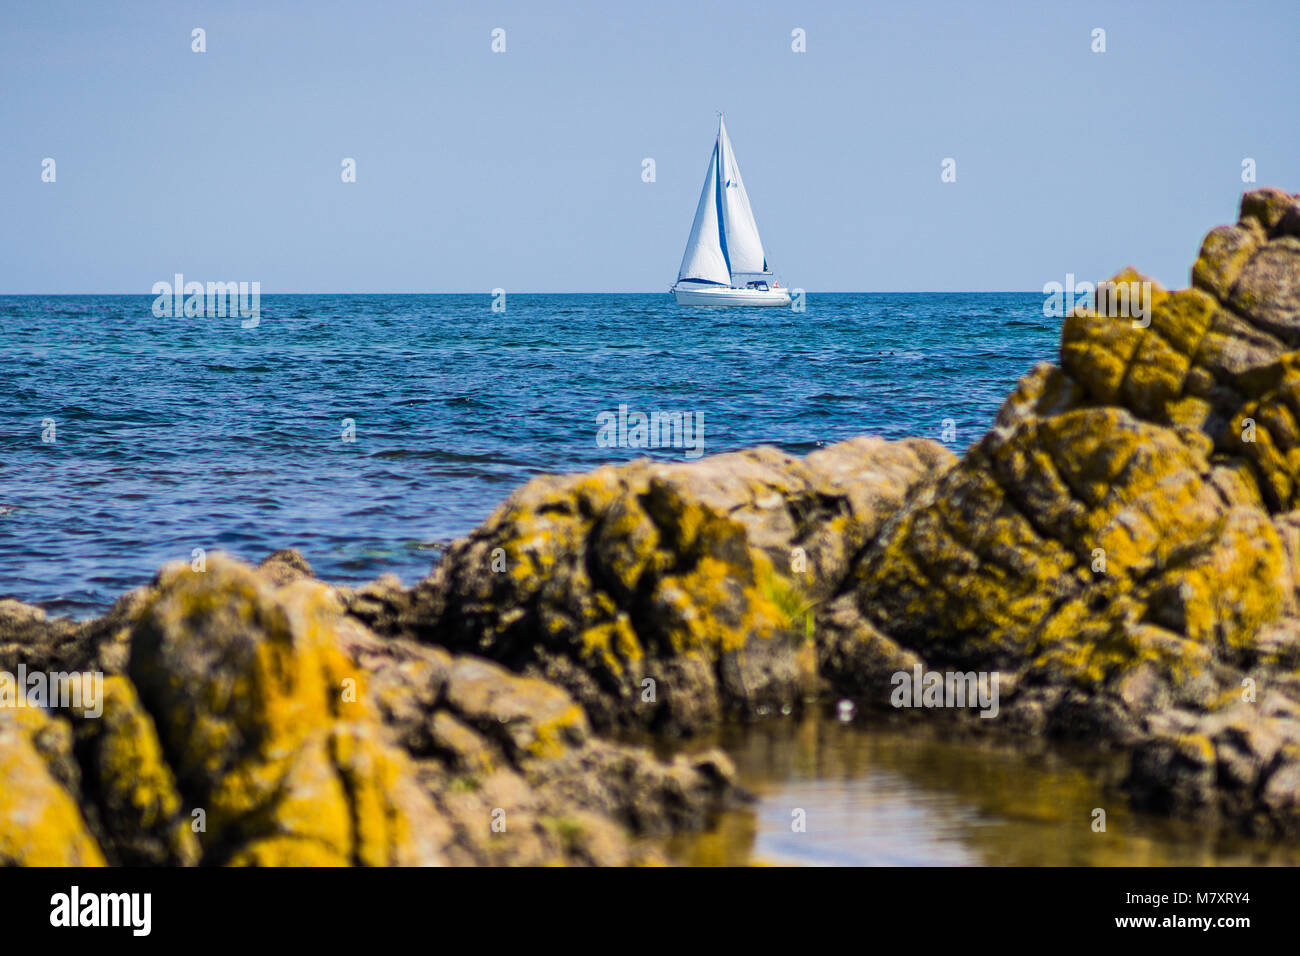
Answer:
xmin=4 ymin=188 xmax=1300 ymax=864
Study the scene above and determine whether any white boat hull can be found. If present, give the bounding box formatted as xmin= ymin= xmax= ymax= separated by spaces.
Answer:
xmin=673 ymin=286 xmax=791 ymax=307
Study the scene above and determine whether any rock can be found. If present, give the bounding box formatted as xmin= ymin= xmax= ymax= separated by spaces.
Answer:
xmin=1124 ymin=694 xmax=1300 ymax=834
xmin=1241 ymin=186 xmax=1300 ymax=235
xmin=339 ymin=573 xmax=434 ymax=639
xmin=0 ymin=707 xmax=105 ymax=866
xmin=0 ymin=599 xmax=91 ymax=676
xmin=0 ymin=555 xmax=449 ymax=866
xmin=1228 ymin=238 xmax=1300 ymax=346
xmin=70 ymin=676 xmax=200 ymax=865
xmin=336 ymin=623 xmax=746 ymax=865
xmin=0 ymin=586 xmax=150 ymax=679
xmin=525 ymin=743 xmax=746 ymax=837
xmin=1125 ymin=732 xmax=1219 ymax=820
xmin=854 ymin=396 xmax=1283 ymax=676
xmin=1 ymin=552 xmax=744 ymax=866
xmin=125 ymin=556 xmax=448 ymax=865
xmin=816 ymin=594 xmax=922 ymax=706
xmin=442 ymin=656 xmax=588 ymax=761
xmin=391 ymin=439 xmax=950 ymax=734
xmin=826 ymin=188 xmax=1300 ymax=836
xmin=1193 ymin=220 xmax=1265 ymax=302
xmin=1260 ymin=760 xmax=1300 ymax=823
xmin=257 ymin=548 xmax=315 ymax=587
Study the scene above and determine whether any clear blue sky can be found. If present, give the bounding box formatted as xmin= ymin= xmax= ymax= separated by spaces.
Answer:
xmin=2 ymin=0 xmax=1297 ymax=293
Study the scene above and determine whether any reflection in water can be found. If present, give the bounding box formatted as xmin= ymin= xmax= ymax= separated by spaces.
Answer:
xmin=666 ymin=713 xmax=1300 ymax=866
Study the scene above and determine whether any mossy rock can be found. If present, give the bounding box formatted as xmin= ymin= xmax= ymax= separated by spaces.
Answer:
xmin=0 ymin=707 xmax=106 ymax=866
xmin=412 ymin=439 xmax=948 ymax=733
xmin=118 ymin=555 xmax=446 ymax=865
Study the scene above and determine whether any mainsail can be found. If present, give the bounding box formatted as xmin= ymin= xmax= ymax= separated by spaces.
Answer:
xmin=677 ymin=117 xmax=770 ymax=286
xmin=676 ymin=137 xmax=731 ymax=286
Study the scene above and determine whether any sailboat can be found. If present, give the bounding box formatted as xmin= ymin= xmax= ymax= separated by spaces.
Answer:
xmin=672 ymin=115 xmax=791 ymax=307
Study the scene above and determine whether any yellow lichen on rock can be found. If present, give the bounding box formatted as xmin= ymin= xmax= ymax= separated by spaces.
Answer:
xmin=0 ymin=706 xmax=106 ymax=866
xmin=854 ymin=193 xmax=1300 ymax=695
xmin=417 ymin=436 xmax=949 ymax=732
xmin=72 ymin=675 xmax=201 ymax=865
xmin=123 ymin=554 xmax=445 ymax=865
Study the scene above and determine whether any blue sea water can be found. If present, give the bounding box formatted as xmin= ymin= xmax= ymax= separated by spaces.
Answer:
xmin=0 ymin=293 xmax=1058 ymax=616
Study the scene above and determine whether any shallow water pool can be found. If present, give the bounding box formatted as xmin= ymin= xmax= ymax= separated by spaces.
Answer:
xmin=665 ymin=714 xmax=1300 ymax=866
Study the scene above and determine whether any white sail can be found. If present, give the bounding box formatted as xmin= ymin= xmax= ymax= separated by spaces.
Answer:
xmin=716 ymin=117 xmax=768 ymax=275
xmin=672 ymin=117 xmax=790 ymax=307
xmin=676 ymin=139 xmax=731 ymax=286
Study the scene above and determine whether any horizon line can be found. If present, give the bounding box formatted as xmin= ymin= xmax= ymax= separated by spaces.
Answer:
xmin=0 ymin=289 xmax=1051 ymax=297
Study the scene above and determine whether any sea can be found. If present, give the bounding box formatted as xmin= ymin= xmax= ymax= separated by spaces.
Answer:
xmin=1 ymin=292 xmax=1056 ymax=617
xmin=9 ymin=291 xmax=1296 ymax=867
